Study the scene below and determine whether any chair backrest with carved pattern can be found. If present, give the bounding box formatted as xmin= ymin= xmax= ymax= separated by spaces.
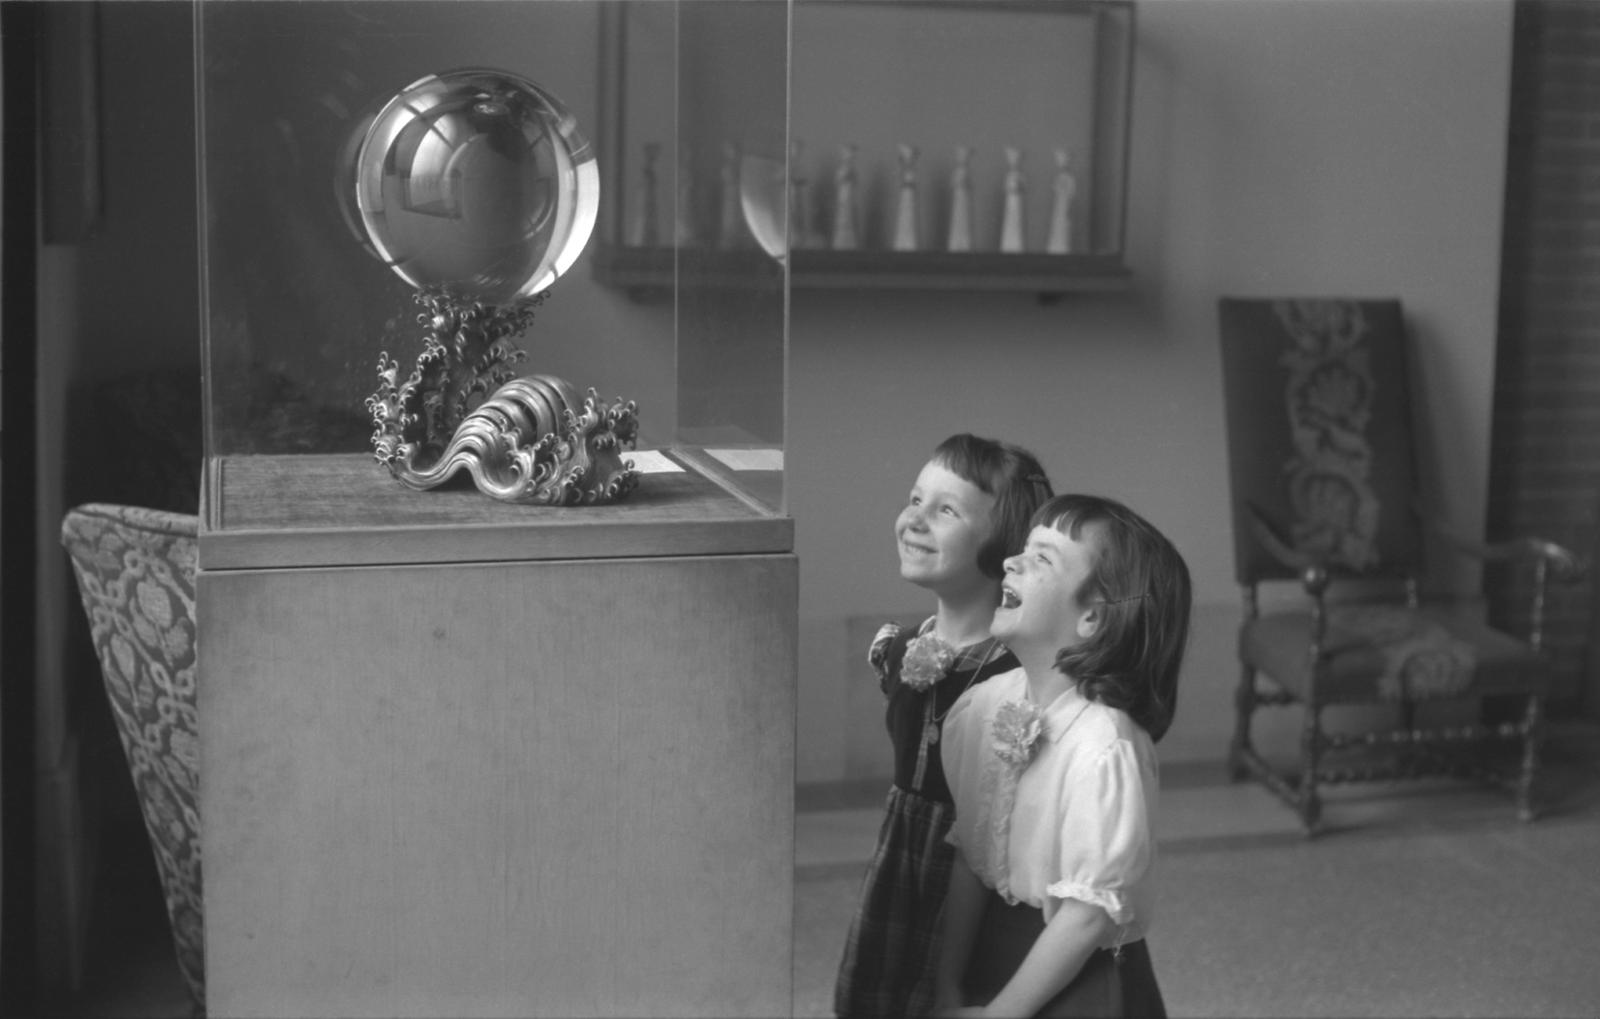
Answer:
xmin=1219 ymin=297 xmax=1426 ymax=587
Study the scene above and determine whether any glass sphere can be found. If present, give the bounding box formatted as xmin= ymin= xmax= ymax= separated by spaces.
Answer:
xmin=350 ymin=68 xmax=599 ymax=302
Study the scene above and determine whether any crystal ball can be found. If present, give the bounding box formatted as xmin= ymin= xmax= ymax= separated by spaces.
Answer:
xmin=349 ymin=68 xmax=599 ymax=302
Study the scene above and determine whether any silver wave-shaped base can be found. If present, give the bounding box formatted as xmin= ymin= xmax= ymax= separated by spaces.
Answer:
xmin=365 ymin=290 xmax=640 ymax=505
xmin=373 ymin=372 xmax=640 ymax=505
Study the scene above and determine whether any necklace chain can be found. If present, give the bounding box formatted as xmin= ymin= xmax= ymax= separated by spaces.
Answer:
xmin=910 ymin=636 xmax=1000 ymax=792
xmin=928 ymin=637 xmax=997 ymax=725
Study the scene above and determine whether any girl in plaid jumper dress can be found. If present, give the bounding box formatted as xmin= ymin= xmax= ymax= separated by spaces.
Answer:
xmin=834 ymin=433 xmax=1052 ymax=1018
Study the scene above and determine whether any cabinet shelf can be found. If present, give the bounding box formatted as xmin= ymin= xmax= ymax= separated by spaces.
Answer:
xmin=591 ymin=245 xmax=1133 ymax=299
xmin=791 ymin=249 xmax=1132 ymax=295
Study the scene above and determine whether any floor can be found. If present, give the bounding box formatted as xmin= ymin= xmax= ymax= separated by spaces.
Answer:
xmin=52 ymin=720 xmax=1600 ymax=1018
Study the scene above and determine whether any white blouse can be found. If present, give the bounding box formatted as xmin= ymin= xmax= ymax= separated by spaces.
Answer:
xmin=943 ymin=667 xmax=1159 ymax=947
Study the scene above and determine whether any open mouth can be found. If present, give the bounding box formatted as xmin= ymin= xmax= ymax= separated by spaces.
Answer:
xmin=1000 ymin=586 xmax=1021 ymax=609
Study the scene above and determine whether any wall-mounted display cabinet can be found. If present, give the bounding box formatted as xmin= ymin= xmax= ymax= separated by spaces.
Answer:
xmin=593 ymin=0 xmax=1135 ymax=299
xmin=195 ymin=2 xmax=794 ymax=1015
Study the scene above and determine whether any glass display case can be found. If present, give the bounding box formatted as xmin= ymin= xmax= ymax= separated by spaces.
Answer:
xmin=194 ymin=5 xmax=796 ymax=1016
xmin=197 ymin=0 xmax=789 ymax=569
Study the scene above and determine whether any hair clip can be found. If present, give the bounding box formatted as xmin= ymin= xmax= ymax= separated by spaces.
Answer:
xmin=1101 ymin=593 xmax=1151 ymax=606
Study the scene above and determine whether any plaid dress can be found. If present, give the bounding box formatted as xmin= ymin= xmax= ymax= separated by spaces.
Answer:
xmin=834 ymin=618 xmax=1018 ymax=1018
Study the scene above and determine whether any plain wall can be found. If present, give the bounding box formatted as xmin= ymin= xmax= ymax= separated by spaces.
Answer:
xmin=791 ymin=0 xmax=1514 ymax=783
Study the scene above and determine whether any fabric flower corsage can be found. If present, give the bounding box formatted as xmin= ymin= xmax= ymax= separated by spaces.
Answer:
xmin=868 ymin=622 xmax=904 ymax=683
xmin=992 ymin=698 xmax=1047 ymax=767
xmin=900 ymin=633 xmax=956 ymax=692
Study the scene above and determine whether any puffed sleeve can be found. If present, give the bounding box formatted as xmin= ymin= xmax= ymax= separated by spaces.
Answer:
xmin=1043 ymin=738 xmax=1153 ymax=926
xmin=868 ymin=621 xmax=903 ymax=696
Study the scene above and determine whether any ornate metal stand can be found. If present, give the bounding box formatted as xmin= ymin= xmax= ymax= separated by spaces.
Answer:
xmin=367 ymin=289 xmax=639 ymax=505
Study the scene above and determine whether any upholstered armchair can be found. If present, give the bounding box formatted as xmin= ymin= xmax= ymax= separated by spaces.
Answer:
xmin=1218 ymin=297 xmax=1584 ymax=835
xmin=61 ymin=504 xmax=204 ymax=1012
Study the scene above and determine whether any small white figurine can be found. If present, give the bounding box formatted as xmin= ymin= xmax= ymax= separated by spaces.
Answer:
xmin=891 ymin=143 xmax=921 ymax=252
xmin=1046 ymin=147 xmax=1077 ymax=255
xmin=629 ymin=141 xmax=661 ymax=247
xmin=676 ymin=145 xmax=699 ymax=247
xmin=831 ymin=143 xmax=860 ymax=251
xmin=789 ymin=138 xmax=818 ymax=250
xmin=946 ymin=145 xmax=974 ymax=253
xmin=999 ymin=145 xmax=1026 ymax=254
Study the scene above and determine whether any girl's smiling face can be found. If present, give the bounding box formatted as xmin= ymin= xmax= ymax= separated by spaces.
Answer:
xmin=895 ymin=460 xmax=996 ymax=596
xmin=992 ymin=523 xmax=1101 ymax=655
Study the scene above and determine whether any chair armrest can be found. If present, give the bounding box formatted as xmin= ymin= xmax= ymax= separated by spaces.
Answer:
xmin=1418 ymin=505 xmax=1585 ymax=654
xmin=1419 ymin=509 xmax=1586 ymax=582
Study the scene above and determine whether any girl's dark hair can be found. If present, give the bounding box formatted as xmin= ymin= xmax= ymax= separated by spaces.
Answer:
xmin=932 ymin=433 xmax=1054 ymax=579
xmin=1036 ymin=494 xmax=1192 ymax=742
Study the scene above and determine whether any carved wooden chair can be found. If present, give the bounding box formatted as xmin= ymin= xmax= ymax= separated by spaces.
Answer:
xmin=1217 ymin=298 xmax=1584 ymax=835
xmin=61 ymin=504 xmax=204 ymax=1013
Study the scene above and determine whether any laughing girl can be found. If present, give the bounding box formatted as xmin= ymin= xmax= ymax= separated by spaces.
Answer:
xmin=937 ymin=494 xmax=1191 ymax=1018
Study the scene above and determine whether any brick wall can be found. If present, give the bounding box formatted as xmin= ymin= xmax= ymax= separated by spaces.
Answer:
xmin=1489 ymin=0 xmax=1600 ymax=710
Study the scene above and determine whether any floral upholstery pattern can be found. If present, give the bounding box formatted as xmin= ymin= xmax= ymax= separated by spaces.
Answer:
xmin=1327 ymin=604 xmax=1476 ymax=700
xmin=1273 ymin=299 xmax=1381 ymax=572
xmin=61 ymin=504 xmax=203 ymax=1012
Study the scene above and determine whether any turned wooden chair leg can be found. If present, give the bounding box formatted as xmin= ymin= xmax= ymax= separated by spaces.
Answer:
xmin=1298 ymin=703 xmax=1323 ymax=835
xmin=1228 ymin=663 xmax=1257 ymax=782
xmin=1517 ymin=693 xmax=1543 ymax=823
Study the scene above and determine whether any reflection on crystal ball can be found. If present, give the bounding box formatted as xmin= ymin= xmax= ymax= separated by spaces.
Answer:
xmin=350 ymin=68 xmax=600 ymax=303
